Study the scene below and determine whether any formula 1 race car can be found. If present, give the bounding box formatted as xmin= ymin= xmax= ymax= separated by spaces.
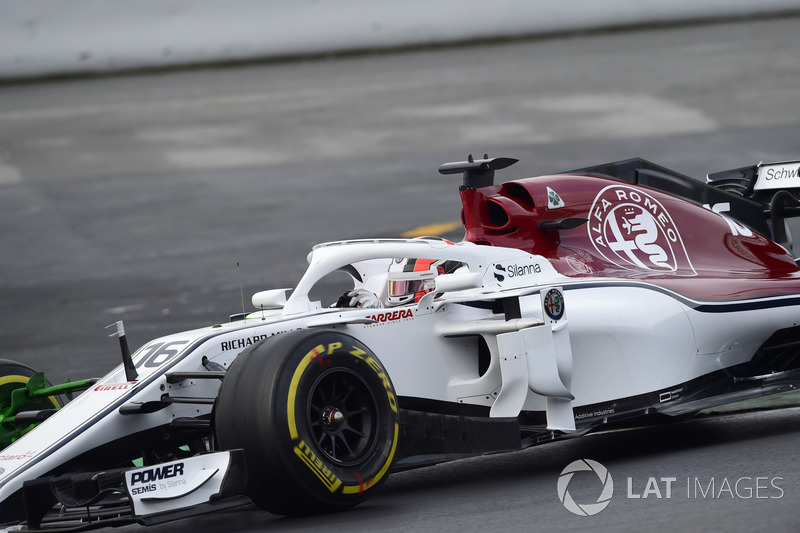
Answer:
xmin=2 ymin=155 xmax=800 ymax=530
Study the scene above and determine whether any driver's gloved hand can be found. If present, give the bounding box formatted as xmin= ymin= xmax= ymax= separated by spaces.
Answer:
xmin=335 ymin=289 xmax=382 ymax=308
xmin=334 ymin=291 xmax=352 ymax=308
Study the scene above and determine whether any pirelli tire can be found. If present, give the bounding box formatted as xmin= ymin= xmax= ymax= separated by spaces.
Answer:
xmin=214 ymin=329 xmax=399 ymax=516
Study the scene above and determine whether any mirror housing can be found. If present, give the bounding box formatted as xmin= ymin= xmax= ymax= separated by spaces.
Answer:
xmin=434 ymin=272 xmax=482 ymax=293
xmin=252 ymin=288 xmax=292 ymax=309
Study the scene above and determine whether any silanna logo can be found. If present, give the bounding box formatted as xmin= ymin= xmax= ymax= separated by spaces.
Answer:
xmin=494 ymin=262 xmax=542 ymax=282
xmin=588 ymin=186 xmax=696 ymax=275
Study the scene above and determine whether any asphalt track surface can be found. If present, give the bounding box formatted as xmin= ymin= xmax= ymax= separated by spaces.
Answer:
xmin=2 ymin=15 xmax=800 ymax=533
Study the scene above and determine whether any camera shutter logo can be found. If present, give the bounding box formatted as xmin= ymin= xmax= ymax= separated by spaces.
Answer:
xmin=557 ymin=459 xmax=614 ymax=516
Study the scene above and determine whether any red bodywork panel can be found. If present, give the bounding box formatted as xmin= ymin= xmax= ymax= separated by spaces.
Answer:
xmin=460 ymin=173 xmax=800 ymax=302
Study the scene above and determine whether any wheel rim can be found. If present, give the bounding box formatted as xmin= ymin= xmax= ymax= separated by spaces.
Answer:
xmin=306 ymin=367 xmax=379 ymax=466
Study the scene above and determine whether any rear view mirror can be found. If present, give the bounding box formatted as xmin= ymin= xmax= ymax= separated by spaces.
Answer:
xmin=434 ymin=272 xmax=482 ymax=293
xmin=252 ymin=288 xmax=292 ymax=309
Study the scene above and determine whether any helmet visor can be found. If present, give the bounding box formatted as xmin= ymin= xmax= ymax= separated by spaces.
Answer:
xmin=388 ymin=279 xmax=427 ymax=298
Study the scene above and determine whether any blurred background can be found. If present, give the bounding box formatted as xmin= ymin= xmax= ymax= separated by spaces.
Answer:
xmin=1 ymin=2 xmax=800 ymax=531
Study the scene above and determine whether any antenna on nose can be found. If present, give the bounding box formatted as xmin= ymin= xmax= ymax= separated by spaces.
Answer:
xmin=107 ymin=321 xmax=137 ymax=382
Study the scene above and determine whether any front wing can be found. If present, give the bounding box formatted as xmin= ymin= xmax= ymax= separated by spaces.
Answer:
xmin=14 ymin=451 xmax=247 ymax=532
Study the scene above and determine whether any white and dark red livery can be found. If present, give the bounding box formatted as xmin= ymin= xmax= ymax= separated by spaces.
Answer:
xmin=1 ymin=155 xmax=800 ymax=530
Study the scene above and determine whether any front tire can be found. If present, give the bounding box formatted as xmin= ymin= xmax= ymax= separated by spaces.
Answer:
xmin=0 ymin=359 xmax=61 ymax=449
xmin=214 ymin=330 xmax=399 ymax=515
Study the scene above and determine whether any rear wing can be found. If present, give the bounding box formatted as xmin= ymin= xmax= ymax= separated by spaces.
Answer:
xmin=708 ymin=160 xmax=800 ymax=254
xmin=707 ymin=160 xmax=800 ymax=199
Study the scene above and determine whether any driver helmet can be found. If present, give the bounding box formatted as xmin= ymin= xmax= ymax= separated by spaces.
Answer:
xmin=387 ymin=256 xmax=464 ymax=306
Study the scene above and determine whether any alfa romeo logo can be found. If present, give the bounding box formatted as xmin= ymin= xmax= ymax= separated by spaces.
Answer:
xmin=587 ymin=185 xmax=695 ymax=275
xmin=543 ymin=289 xmax=564 ymax=321
xmin=557 ymin=459 xmax=614 ymax=516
